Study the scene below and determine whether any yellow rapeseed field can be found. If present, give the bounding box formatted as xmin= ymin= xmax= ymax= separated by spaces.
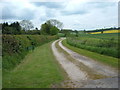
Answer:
xmin=90 ymin=30 xmax=120 ymax=34
xmin=104 ymin=30 xmax=120 ymax=33
xmin=90 ymin=32 xmax=101 ymax=34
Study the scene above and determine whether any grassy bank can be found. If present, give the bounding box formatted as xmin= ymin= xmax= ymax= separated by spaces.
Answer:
xmin=3 ymin=42 xmax=65 ymax=88
xmin=3 ymin=35 xmax=58 ymax=70
xmin=62 ymin=39 xmax=118 ymax=68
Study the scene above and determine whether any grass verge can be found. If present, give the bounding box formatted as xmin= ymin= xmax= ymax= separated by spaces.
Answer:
xmin=3 ymin=41 xmax=65 ymax=88
xmin=62 ymin=39 xmax=118 ymax=69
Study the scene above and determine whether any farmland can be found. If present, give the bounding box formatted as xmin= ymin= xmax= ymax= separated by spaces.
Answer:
xmin=2 ymin=33 xmax=119 ymax=88
xmin=89 ymin=30 xmax=120 ymax=34
xmin=66 ymin=33 xmax=119 ymax=58
xmin=1 ymin=0 xmax=120 ymax=88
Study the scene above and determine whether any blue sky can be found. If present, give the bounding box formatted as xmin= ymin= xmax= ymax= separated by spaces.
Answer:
xmin=0 ymin=0 xmax=119 ymax=30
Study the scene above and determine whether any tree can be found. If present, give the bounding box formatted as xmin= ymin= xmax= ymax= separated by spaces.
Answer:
xmin=20 ymin=20 xmax=34 ymax=31
xmin=84 ymin=29 xmax=86 ymax=33
xmin=10 ymin=22 xmax=21 ymax=34
xmin=50 ymin=26 xmax=59 ymax=35
xmin=2 ymin=22 xmax=9 ymax=34
xmin=75 ymin=30 xmax=78 ymax=37
xmin=101 ymin=30 xmax=103 ymax=34
xmin=35 ymin=27 xmax=38 ymax=30
xmin=46 ymin=19 xmax=63 ymax=30
xmin=40 ymin=19 xmax=63 ymax=35
xmin=2 ymin=22 xmax=21 ymax=35
xmin=4 ymin=27 xmax=14 ymax=34
xmin=15 ymin=22 xmax=21 ymax=34
xmin=40 ymin=23 xmax=50 ymax=35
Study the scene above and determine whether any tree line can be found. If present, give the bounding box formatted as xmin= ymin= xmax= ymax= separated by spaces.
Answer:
xmin=86 ymin=27 xmax=120 ymax=33
xmin=2 ymin=19 xmax=63 ymax=35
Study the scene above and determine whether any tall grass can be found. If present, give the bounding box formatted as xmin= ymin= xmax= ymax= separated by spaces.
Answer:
xmin=2 ymin=35 xmax=59 ymax=70
xmin=66 ymin=33 xmax=119 ymax=58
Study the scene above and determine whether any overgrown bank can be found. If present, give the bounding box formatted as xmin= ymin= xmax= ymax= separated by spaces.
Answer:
xmin=2 ymin=35 xmax=58 ymax=70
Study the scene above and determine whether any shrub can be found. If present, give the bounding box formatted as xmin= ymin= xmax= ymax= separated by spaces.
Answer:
xmin=2 ymin=35 xmax=58 ymax=70
xmin=50 ymin=26 xmax=59 ymax=35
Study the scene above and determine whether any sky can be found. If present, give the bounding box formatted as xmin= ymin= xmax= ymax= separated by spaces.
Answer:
xmin=0 ymin=0 xmax=119 ymax=30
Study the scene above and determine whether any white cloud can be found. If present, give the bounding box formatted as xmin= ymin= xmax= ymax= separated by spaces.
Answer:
xmin=0 ymin=0 xmax=118 ymax=30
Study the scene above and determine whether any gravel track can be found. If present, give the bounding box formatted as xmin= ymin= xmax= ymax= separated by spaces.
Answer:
xmin=51 ymin=40 xmax=88 ymax=81
xmin=51 ymin=39 xmax=118 ymax=88
xmin=58 ymin=38 xmax=118 ymax=77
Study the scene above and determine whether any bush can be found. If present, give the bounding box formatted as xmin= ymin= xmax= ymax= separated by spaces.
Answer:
xmin=50 ymin=26 xmax=59 ymax=35
xmin=2 ymin=35 xmax=58 ymax=70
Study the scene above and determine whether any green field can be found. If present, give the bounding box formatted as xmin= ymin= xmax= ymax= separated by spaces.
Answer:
xmin=66 ymin=33 xmax=119 ymax=58
xmin=62 ymin=40 xmax=118 ymax=68
xmin=3 ymin=42 xmax=65 ymax=88
xmin=78 ymin=33 xmax=119 ymax=40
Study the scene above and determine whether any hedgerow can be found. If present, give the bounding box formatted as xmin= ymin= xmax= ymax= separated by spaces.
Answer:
xmin=2 ymin=35 xmax=59 ymax=70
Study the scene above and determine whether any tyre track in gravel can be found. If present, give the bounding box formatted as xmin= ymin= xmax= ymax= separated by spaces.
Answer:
xmin=58 ymin=38 xmax=118 ymax=77
xmin=51 ymin=38 xmax=118 ymax=88
xmin=51 ymin=40 xmax=88 ymax=81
